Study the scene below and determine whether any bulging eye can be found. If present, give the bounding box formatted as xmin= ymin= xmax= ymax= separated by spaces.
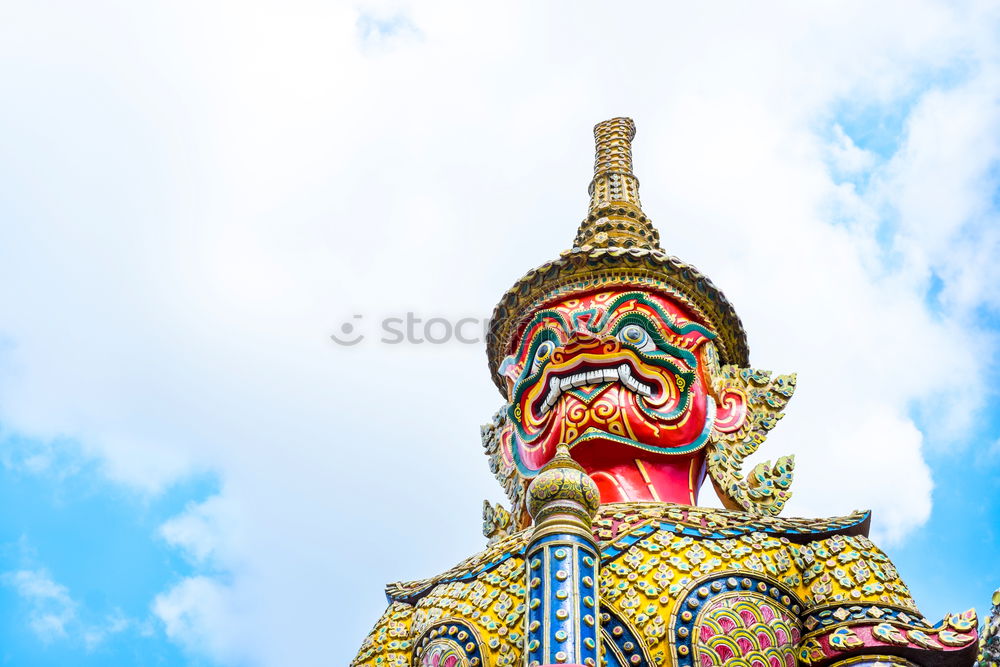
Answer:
xmin=618 ymin=324 xmax=656 ymax=352
xmin=531 ymin=340 xmax=555 ymax=372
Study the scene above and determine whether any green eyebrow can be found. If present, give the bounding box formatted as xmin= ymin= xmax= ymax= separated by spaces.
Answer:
xmin=509 ymin=293 xmax=714 ymax=368
xmin=510 ymin=309 xmax=572 ymax=363
xmin=608 ymin=312 xmax=697 ymax=368
xmin=595 ymin=292 xmax=716 ymax=339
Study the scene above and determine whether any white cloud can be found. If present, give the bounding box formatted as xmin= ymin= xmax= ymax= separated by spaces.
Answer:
xmin=3 ymin=567 xmax=140 ymax=650
xmin=4 ymin=569 xmax=76 ymax=642
xmin=83 ymin=611 xmax=130 ymax=652
xmin=0 ymin=1 xmax=998 ymax=665
xmin=876 ymin=68 xmax=1000 ymax=317
xmin=357 ymin=8 xmax=422 ymax=54
xmin=159 ymin=496 xmax=229 ymax=567
xmin=153 ymin=576 xmax=240 ymax=664
xmin=827 ymin=125 xmax=878 ymax=176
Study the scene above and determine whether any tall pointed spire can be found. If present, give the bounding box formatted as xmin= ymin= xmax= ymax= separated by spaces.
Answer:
xmin=573 ymin=117 xmax=661 ymax=250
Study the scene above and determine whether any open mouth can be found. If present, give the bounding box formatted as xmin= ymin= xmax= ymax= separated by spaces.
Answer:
xmin=533 ymin=360 xmax=657 ymax=415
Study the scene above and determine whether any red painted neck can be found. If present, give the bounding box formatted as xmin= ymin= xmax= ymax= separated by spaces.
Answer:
xmin=578 ymin=453 xmax=707 ymax=504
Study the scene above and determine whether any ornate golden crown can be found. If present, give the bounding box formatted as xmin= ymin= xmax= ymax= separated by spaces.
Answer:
xmin=485 ymin=117 xmax=750 ymax=394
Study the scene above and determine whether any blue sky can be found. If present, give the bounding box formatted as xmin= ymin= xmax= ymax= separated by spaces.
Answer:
xmin=0 ymin=437 xmax=216 ymax=665
xmin=0 ymin=2 xmax=999 ymax=666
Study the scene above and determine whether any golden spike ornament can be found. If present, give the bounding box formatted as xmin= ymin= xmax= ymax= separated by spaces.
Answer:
xmin=575 ymin=117 xmax=659 ymax=250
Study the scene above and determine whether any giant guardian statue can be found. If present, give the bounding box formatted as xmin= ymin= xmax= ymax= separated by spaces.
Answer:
xmin=351 ymin=118 xmax=980 ymax=667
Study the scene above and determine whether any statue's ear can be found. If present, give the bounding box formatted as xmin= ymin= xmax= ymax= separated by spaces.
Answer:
xmin=700 ymin=341 xmax=797 ymax=516
xmin=712 ymin=384 xmax=749 ymax=434
xmin=700 ymin=341 xmax=745 ymax=431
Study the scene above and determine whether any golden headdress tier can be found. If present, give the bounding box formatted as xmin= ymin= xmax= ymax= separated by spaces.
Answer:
xmin=575 ymin=118 xmax=660 ymax=250
xmin=486 ymin=117 xmax=749 ymax=395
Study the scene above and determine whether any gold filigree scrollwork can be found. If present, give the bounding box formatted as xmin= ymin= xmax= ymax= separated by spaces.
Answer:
xmin=481 ymin=500 xmax=512 ymax=544
xmin=704 ymin=342 xmax=797 ymax=516
xmin=481 ymin=408 xmax=527 ymax=526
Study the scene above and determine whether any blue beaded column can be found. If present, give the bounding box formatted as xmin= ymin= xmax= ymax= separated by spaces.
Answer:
xmin=524 ymin=445 xmax=602 ymax=667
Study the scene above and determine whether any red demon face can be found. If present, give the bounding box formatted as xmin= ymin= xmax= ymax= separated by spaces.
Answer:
xmin=496 ymin=290 xmax=747 ymax=503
